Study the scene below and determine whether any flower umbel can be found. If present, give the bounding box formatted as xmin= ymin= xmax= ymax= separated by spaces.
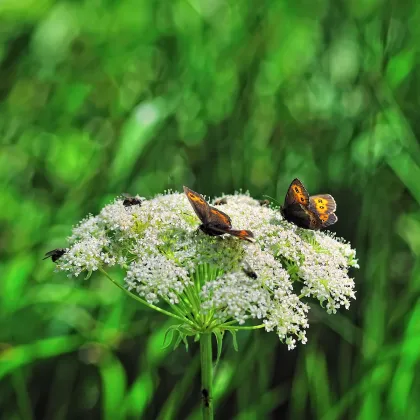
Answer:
xmin=53 ymin=191 xmax=358 ymax=350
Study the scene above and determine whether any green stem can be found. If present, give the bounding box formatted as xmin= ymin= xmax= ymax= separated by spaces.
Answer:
xmin=200 ymin=333 xmax=214 ymax=420
xmin=224 ymin=324 xmax=265 ymax=331
xmin=99 ymin=268 xmax=194 ymax=325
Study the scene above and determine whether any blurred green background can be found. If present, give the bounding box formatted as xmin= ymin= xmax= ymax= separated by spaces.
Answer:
xmin=1 ymin=0 xmax=420 ymax=419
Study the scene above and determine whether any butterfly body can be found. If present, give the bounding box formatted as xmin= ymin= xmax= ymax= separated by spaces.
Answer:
xmin=183 ymin=186 xmax=255 ymax=242
xmin=281 ymin=202 xmax=321 ymax=229
xmin=281 ymin=179 xmax=337 ymax=230
xmin=199 ymin=221 xmax=227 ymax=236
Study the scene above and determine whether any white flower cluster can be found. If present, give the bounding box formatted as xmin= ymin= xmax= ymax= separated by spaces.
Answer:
xmin=56 ymin=190 xmax=358 ymax=350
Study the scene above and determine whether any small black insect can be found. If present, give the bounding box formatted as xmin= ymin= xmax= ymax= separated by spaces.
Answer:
xmin=258 ymin=199 xmax=270 ymax=207
xmin=214 ymin=197 xmax=227 ymax=205
xmin=201 ymin=389 xmax=210 ymax=408
xmin=43 ymin=248 xmax=66 ymax=262
xmin=122 ymin=193 xmax=142 ymax=207
xmin=242 ymin=262 xmax=258 ymax=279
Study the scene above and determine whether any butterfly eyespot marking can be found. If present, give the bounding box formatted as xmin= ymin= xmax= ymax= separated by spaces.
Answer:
xmin=294 ymin=187 xmax=300 ymax=193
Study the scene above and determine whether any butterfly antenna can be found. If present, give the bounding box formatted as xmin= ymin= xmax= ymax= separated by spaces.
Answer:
xmin=263 ymin=195 xmax=281 ymax=206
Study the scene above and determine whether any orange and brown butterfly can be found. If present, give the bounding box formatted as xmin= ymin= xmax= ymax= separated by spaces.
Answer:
xmin=280 ymin=179 xmax=337 ymax=230
xmin=183 ymin=186 xmax=255 ymax=242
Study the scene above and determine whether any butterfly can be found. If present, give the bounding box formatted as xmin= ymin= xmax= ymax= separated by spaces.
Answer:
xmin=183 ymin=186 xmax=255 ymax=242
xmin=122 ymin=193 xmax=142 ymax=207
xmin=43 ymin=248 xmax=67 ymax=262
xmin=280 ymin=178 xmax=337 ymax=230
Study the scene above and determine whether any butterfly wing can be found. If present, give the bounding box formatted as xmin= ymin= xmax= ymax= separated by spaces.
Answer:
xmin=208 ymin=207 xmax=255 ymax=241
xmin=227 ymin=229 xmax=255 ymax=242
xmin=309 ymin=194 xmax=336 ymax=214
xmin=184 ymin=186 xmax=255 ymax=240
xmin=183 ymin=186 xmax=211 ymax=224
xmin=309 ymin=194 xmax=337 ymax=229
xmin=284 ymin=178 xmax=310 ymax=208
xmin=208 ymin=207 xmax=232 ymax=229
xmin=318 ymin=212 xmax=338 ymax=228
xmin=301 ymin=205 xmax=322 ymax=230
xmin=282 ymin=202 xmax=322 ymax=230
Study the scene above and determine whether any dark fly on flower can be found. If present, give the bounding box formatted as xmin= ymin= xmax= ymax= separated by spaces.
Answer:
xmin=258 ymin=199 xmax=270 ymax=207
xmin=122 ymin=193 xmax=142 ymax=207
xmin=214 ymin=197 xmax=228 ymax=205
xmin=43 ymin=248 xmax=66 ymax=262
xmin=242 ymin=262 xmax=258 ymax=279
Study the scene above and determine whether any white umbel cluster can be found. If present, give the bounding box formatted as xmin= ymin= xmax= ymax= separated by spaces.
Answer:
xmin=56 ymin=191 xmax=358 ymax=350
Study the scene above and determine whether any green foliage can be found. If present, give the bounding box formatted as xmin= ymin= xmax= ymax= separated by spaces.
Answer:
xmin=1 ymin=0 xmax=420 ymax=418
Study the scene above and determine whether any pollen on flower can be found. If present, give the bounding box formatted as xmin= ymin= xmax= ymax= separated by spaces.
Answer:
xmin=54 ymin=189 xmax=358 ymax=350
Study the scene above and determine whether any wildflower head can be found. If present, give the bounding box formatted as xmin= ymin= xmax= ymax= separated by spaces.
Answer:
xmin=51 ymin=189 xmax=358 ymax=350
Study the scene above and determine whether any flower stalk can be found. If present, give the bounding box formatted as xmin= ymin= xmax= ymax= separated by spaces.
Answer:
xmin=47 ymin=189 xmax=359 ymax=419
xmin=200 ymin=333 xmax=214 ymax=420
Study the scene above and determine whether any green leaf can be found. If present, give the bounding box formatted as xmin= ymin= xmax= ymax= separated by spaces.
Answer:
xmin=122 ymin=372 xmax=154 ymax=418
xmin=0 ymin=336 xmax=83 ymax=380
xmin=173 ymin=332 xmax=183 ymax=350
xmin=98 ymin=354 xmax=127 ymax=420
xmin=162 ymin=325 xmax=178 ymax=349
xmin=228 ymin=329 xmax=239 ymax=352
xmin=386 ymin=49 xmax=415 ymax=88
xmin=213 ymin=329 xmax=224 ymax=369
xmin=182 ymin=335 xmax=189 ymax=352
